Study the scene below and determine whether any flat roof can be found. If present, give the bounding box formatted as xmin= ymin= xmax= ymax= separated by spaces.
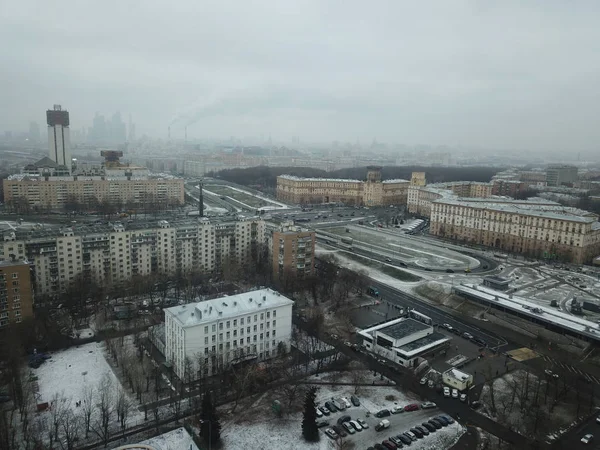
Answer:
xmin=0 ymin=259 xmax=29 ymax=268
xmin=444 ymin=368 xmax=472 ymax=382
xmin=397 ymin=331 xmax=449 ymax=355
xmin=378 ymin=318 xmax=429 ymax=340
xmin=453 ymin=284 xmax=600 ymax=340
xmin=484 ymin=275 xmax=510 ymax=284
xmin=165 ymin=288 xmax=294 ymax=328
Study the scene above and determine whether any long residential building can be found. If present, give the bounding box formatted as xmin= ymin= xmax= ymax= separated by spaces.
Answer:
xmin=0 ymin=260 xmax=34 ymax=327
xmin=164 ymin=288 xmax=293 ymax=379
xmin=0 ymin=217 xmax=265 ymax=297
xmin=276 ymin=167 xmax=409 ymax=206
xmin=430 ymin=198 xmax=600 ymax=264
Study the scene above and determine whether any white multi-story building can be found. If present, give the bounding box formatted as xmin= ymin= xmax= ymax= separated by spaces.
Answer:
xmin=0 ymin=217 xmax=265 ymax=297
xmin=164 ymin=288 xmax=294 ymax=379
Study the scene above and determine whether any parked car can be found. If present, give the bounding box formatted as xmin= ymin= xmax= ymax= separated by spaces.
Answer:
xmin=391 ymin=406 xmax=404 ymax=414
xmin=474 ymin=338 xmax=486 ymax=347
xmin=470 ymin=401 xmax=482 ymax=410
xmin=416 ymin=425 xmax=429 ymax=436
xmin=462 ymin=332 xmax=474 ymax=340
xmin=375 ymin=419 xmax=391 ymax=431
xmin=382 ymin=440 xmax=397 ymax=450
xmin=398 ymin=434 xmax=412 ymax=445
xmin=342 ymin=422 xmax=356 ymax=434
xmin=333 ymin=399 xmax=346 ymax=411
xmin=350 ymin=420 xmax=363 ymax=432
xmin=428 ymin=379 xmax=435 ymax=389
xmin=429 ymin=419 xmax=443 ymax=429
xmin=375 ymin=409 xmax=391 ymax=418
xmin=404 ymin=403 xmax=419 ymax=412
xmin=390 ymin=436 xmax=404 ymax=447
xmin=341 ymin=397 xmax=352 ymax=408
xmin=351 ymin=395 xmax=360 ymax=406
xmin=316 ymin=420 xmax=329 ymax=428
xmin=581 ymin=434 xmax=594 ymax=444
xmin=420 ymin=377 xmax=428 ymax=385
xmin=319 ymin=406 xmax=330 ymax=416
xmin=404 ymin=431 xmax=417 ymax=441
xmin=357 ymin=418 xmax=369 ymax=429
xmin=315 ymin=407 xmax=323 ymax=417
xmin=324 ymin=428 xmax=338 ymax=439
xmin=440 ymin=415 xmax=455 ymax=424
xmin=443 ymin=387 xmax=451 ymax=398
xmin=422 ymin=422 xmax=436 ymax=432
xmin=331 ymin=425 xmax=347 ymax=437
xmin=410 ymin=427 xmax=423 ymax=438
xmin=436 ymin=416 xmax=450 ymax=426
xmin=325 ymin=401 xmax=337 ymax=412
xmin=337 ymin=415 xmax=352 ymax=425
xmin=421 ymin=401 xmax=437 ymax=409
xmin=460 ymin=393 xmax=467 ymax=402
xmin=451 ymin=389 xmax=459 ymax=399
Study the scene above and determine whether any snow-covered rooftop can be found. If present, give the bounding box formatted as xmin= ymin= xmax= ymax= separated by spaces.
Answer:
xmin=453 ymin=284 xmax=600 ymax=341
xmin=165 ymin=288 xmax=294 ymax=327
xmin=382 ymin=179 xmax=410 ymax=184
xmin=278 ymin=174 xmax=362 ymax=183
xmin=444 ymin=368 xmax=472 ymax=382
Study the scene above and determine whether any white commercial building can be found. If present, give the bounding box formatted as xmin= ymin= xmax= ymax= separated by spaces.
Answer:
xmin=358 ymin=316 xmax=451 ymax=369
xmin=164 ymin=288 xmax=294 ymax=379
xmin=442 ymin=368 xmax=473 ymax=391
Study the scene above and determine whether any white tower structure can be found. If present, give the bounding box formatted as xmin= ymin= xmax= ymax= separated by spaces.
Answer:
xmin=46 ymin=105 xmax=71 ymax=173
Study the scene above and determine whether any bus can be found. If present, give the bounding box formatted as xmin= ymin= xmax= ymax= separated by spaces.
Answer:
xmin=341 ymin=237 xmax=354 ymax=245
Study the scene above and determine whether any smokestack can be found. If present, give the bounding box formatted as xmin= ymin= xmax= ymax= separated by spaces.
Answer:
xmin=168 ymin=126 xmax=171 ymax=140
xmin=185 ymin=126 xmax=188 ymax=142
xmin=199 ymin=182 xmax=204 ymax=217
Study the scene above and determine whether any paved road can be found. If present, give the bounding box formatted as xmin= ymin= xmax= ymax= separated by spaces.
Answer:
xmin=299 ymin=319 xmax=537 ymax=449
xmin=552 ymin=413 xmax=599 ymax=449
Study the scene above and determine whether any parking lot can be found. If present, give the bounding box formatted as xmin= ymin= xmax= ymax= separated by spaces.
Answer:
xmin=312 ymin=377 xmax=464 ymax=449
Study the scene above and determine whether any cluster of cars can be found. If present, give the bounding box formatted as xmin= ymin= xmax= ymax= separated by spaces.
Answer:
xmin=369 ymin=415 xmax=455 ymax=449
xmin=28 ymin=352 xmax=51 ymax=369
xmin=441 ymin=323 xmax=487 ymax=347
xmin=316 ymin=395 xmax=360 ymax=418
xmin=324 ymin=416 xmax=370 ymax=439
xmin=374 ymin=401 xmax=437 ymax=419
xmin=442 ymin=386 xmax=467 ymax=402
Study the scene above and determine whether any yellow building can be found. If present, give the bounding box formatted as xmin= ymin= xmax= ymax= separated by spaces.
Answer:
xmin=0 ymin=260 xmax=33 ymax=327
xmin=3 ymin=176 xmax=184 ymax=211
xmin=430 ymin=198 xmax=600 ymax=264
xmin=272 ymin=228 xmax=316 ymax=281
xmin=276 ymin=167 xmax=409 ymax=206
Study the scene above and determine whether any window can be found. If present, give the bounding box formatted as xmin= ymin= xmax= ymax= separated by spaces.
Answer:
xmin=247 ymin=327 xmax=250 ymax=334
xmin=233 ymin=319 xmax=237 ymax=326
xmin=226 ymin=331 xmax=230 ymax=339
xmin=212 ymin=324 xmax=216 ymax=332
xmin=11 ymin=273 xmax=18 ymax=279
xmin=254 ymin=314 xmax=257 ymax=322
xmin=273 ymin=320 xmax=276 ymax=327
xmin=260 ymin=313 xmax=264 ymax=320
xmin=212 ymin=335 xmax=216 ymax=343
xmin=266 ymin=331 xmax=270 ymax=338
xmin=240 ymin=318 xmax=244 ymax=325
xmin=273 ymin=330 xmax=276 ymax=337
xmin=273 ymin=310 xmax=276 ymax=318
xmin=226 ymin=321 xmax=230 ymax=329
xmin=260 ymin=323 xmax=263 ymax=330
xmin=204 ymin=326 xmax=208 ymax=334
xmin=260 ymin=333 xmax=263 ymax=340
xmin=219 ymin=323 xmax=223 ymax=330
xmin=266 ymin=311 xmax=270 ymax=319
xmin=253 ymin=325 xmax=257 ymax=332
xmin=204 ymin=348 xmax=208 ymax=355
xmin=219 ymin=333 xmax=223 ymax=341
xmin=204 ymin=337 xmax=208 ymax=344
xmin=233 ymin=330 xmax=237 ymax=337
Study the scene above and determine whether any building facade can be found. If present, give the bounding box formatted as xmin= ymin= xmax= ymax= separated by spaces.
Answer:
xmin=164 ymin=288 xmax=293 ymax=379
xmin=271 ymin=227 xmax=315 ymax=280
xmin=546 ymin=165 xmax=578 ymax=187
xmin=0 ymin=260 xmax=33 ymax=327
xmin=429 ymin=198 xmax=600 ymax=264
xmin=3 ymin=176 xmax=184 ymax=210
xmin=276 ymin=167 xmax=409 ymax=206
xmin=0 ymin=217 xmax=265 ymax=297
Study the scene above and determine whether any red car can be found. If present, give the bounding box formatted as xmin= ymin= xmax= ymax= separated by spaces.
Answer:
xmin=404 ymin=403 xmax=419 ymax=412
xmin=382 ymin=440 xmax=398 ymax=450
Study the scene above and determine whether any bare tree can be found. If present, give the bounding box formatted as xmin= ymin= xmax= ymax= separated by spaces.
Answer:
xmin=351 ymin=370 xmax=366 ymax=395
xmin=60 ymin=409 xmax=82 ymax=450
xmin=81 ymin=385 xmax=95 ymax=438
xmin=92 ymin=375 xmax=114 ymax=446
xmin=115 ymin=387 xmax=132 ymax=434
xmin=48 ymin=393 xmax=70 ymax=449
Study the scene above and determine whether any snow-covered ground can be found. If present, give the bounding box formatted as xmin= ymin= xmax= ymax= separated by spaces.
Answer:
xmin=221 ymin=370 xmax=464 ymax=450
xmin=132 ymin=427 xmax=200 ymax=450
xmin=33 ymin=342 xmax=142 ymax=421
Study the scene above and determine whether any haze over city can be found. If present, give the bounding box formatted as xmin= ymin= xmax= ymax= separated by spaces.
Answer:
xmin=2 ymin=1 xmax=600 ymax=152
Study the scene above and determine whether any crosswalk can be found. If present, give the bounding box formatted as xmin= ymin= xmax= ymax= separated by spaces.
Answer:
xmin=541 ymin=355 xmax=600 ymax=384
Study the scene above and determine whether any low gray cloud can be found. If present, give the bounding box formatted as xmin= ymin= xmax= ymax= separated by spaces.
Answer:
xmin=1 ymin=0 xmax=600 ymax=151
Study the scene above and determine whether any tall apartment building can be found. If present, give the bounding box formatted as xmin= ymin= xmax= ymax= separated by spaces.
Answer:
xmin=271 ymin=226 xmax=315 ymax=280
xmin=276 ymin=167 xmax=409 ymax=206
xmin=429 ymin=198 xmax=600 ymax=264
xmin=0 ymin=260 xmax=33 ymax=327
xmin=47 ymin=105 xmax=71 ymax=172
xmin=164 ymin=288 xmax=293 ymax=379
xmin=546 ymin=165 xmax=578 ymax=187
xmin=0 ymin=217 xmax=265 ymax=297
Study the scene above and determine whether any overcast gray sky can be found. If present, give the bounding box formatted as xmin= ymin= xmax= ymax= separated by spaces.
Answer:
xmin=2 ymin=0 xmax=600 ymax=151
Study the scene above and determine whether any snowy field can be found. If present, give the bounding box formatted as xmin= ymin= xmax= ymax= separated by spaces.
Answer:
xmin=221 ymin=370 xmax=464 ymax=450
xmin=132 ymin=427 xmax=200 ymax=450
xmin=34 ymin=342 xmax=141 ymax=420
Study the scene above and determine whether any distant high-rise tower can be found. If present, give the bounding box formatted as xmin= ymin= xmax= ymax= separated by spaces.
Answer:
xmin=46 ymin=105 xmax=71 ymax=172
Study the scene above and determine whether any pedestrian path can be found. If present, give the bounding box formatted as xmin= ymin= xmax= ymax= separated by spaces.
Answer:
xmin=541 ymin=355 xmax=600 ymax=384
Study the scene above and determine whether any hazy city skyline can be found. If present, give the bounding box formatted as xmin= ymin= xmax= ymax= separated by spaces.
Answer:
xmin=2 ymin=1 xmax=600 ymax=152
